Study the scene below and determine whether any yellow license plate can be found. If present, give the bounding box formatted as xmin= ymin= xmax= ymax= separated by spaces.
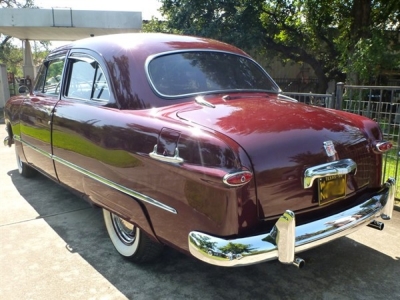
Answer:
xmin=318 ymin=175 xmax=346 ymax=205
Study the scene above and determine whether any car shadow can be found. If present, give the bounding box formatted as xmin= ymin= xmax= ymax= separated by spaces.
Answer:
xmin=8 ymin=169 xmax=400 ymax=299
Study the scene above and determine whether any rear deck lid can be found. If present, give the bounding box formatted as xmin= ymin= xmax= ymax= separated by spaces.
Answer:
xmin=176 ymin=94 xmax=378 ymax=218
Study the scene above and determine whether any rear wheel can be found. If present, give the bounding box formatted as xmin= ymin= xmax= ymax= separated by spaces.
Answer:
xmin=102 ymin=209 xmax=163 ymax=262
xmin=16 ymin=152 xmax=37 ymax=178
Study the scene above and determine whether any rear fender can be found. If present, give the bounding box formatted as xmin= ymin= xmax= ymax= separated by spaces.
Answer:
xmin=82 ymin=176 xmax=160 ymax=242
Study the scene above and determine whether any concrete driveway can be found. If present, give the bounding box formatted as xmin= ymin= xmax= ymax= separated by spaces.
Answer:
xmin=0 ymin=120 xmax=399 ymax=300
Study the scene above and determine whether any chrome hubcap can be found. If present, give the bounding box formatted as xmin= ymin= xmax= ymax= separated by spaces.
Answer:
xmin=111 ymin=213 xmax=137 ymax=245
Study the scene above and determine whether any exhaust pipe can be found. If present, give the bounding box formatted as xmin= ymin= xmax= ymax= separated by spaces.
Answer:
xmin=368 ymin=220 xmax=384 ymax=231
xmin=293 ymin=257 xmax=305 ymax=269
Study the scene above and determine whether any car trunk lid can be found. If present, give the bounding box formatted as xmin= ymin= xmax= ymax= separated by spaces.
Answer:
xmin=176 ymin=94 xmax=379 ymax=219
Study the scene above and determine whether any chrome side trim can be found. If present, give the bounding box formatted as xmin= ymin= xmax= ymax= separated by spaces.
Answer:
xmin=14 ymin=134 xmax=52 ymax=159
xmin=303 ymin=158 xmax=357 ymax=189
xmin=53 ymin=156 xmax=177 ymax=214
xmin=188 ymin=178 xmax=395 ymax=267
xmin=15 ymin=135 xmax=177 ymax=214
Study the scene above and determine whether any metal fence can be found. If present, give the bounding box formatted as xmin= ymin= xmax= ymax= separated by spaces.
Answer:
xmin=283 ymin=84 xmax=400 ymax=199
xmin=275 ymin=78 xmax=320 ymax=93
xmin=282 ymin=91 xmax=334 ymax=108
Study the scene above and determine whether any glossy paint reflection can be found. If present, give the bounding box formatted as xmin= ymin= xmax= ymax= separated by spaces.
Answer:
xmin=189 ymin=179 xmax=394 ymax=266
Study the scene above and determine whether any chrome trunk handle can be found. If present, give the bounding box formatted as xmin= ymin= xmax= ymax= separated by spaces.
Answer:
xmin=303 ymin=158 xmax=357 ymax=189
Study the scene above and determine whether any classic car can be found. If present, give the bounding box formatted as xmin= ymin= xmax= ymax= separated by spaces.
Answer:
xmin=3 ymin=33 xmax=395 ymax=268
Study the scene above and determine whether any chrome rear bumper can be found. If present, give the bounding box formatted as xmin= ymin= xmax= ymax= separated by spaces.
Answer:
xmin=188 ymin=178 xmax=396 ymax=267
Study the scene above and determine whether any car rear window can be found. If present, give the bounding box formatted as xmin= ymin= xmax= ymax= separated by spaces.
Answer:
xmin=148 ymin=51 xmax=279 ymax=97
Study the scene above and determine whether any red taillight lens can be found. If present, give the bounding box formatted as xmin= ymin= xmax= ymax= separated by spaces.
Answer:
xmin=223 ymin=171 xmax=253 ymax=187
xmin=373 ymin=141 xmax=393 ymax=153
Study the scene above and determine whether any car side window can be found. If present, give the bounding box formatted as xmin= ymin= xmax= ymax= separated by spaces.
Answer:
xmin=92 ymin=67 xmax=110 ymax=101
xmin=34 ymin=57 xmax=65 ymax=95
xmin=66 ymin=56 xmax=110 ymax=102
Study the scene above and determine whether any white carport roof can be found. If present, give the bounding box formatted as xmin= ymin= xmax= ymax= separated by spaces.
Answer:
xmin=0 ymin=8 xmax=142 ymax=41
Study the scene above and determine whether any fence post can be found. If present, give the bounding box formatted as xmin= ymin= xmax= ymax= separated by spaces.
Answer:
xmin=330 ymin=93 xmax=335 ymax=109
xmin=335 ymin=82 xmax=345 ymax=110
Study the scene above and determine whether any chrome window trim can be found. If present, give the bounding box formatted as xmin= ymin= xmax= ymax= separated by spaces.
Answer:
xmin=35 ymin=56 xmax=66 ymax=96
xmin=64 ymin=51 xmax=114 ymax=105
xmin=14 ymin=134 xmax=177 ymax=214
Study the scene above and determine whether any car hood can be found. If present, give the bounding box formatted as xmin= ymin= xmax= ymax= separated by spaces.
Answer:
xmin=176 ymin=94 xmax=378 ymax=219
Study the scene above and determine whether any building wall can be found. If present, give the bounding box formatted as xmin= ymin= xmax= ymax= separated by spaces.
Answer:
xmin=0 ymin=64 xmax=11 ymax=108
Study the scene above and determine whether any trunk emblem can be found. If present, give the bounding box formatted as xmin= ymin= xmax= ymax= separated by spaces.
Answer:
xmin=323 ymin=141 xmax=336 ymax=157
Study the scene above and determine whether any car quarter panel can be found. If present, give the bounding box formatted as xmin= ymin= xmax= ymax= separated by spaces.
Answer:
xmin=51 ymin=100 xmax=257 ymax=252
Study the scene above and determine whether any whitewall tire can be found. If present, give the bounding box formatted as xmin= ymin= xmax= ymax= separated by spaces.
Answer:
xmin=102 ymin=209 xmax=163 ymax=262
xmin=16 ymin=152 xmax=37 ymax=178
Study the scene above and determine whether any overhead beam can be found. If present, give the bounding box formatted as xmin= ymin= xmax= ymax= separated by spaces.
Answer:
xmin=0 ymin=8 xmax=142 ymax=41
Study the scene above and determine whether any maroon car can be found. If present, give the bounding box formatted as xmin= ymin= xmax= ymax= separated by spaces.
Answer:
xmin=3 ymin=33 xmax=395 ymax=267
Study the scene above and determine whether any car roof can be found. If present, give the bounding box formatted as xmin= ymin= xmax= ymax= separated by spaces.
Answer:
xmin=47 ymin=33 xmax=253 ymax=110
xmin=51 ymin=33 xmax=249 ymax=59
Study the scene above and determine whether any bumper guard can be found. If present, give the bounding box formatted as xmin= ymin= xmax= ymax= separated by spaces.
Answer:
xmin=188 ymin=178 xmax=396 ymax=267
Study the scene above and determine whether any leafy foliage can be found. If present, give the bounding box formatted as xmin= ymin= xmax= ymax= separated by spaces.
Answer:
xmin=143 ymin=0 xmax=400 ymax=91
xmin=336 ymin=0 xmax=400 ymax=83
xmin=0 ymin=41 xmax=50 ymax=77
xmin=219 ymin=242 xmax=255 ymax=254
xmin=0 ymin=0 xmax=35 ymax=7
xmin=0 ymin=42 xmax=22 ymax=75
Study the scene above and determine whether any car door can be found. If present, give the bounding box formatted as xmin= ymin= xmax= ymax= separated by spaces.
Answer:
xmin=52 ymin=51 xmax=118 ymax=196
xmin=19 ymin=53 xmax=66 ymax=179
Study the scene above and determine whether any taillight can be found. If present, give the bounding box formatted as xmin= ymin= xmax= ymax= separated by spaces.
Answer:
xmin=373 ymin=141 xmax=393 ymax=153
xmin=223 ymin=170 xmax=253 ymax=187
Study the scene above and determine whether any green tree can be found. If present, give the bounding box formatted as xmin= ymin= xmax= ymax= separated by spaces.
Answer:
xmin=1 ymin=43 xmax=23 ymax=76
xmin=336 ymin=0 xmax=400 ymax=83
xmin=190 ymin=234 xmax=218 ymax=251
xmin=143 ymin=0 xmax=400 ymax=92
xmin=218 ymin=242 xmax=255 ymax=254
xmin=0 ymin=0 xmax=32 ymax=6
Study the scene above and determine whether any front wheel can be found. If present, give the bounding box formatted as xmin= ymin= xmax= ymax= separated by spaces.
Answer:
xmin=16 ymin=152 xmax=37 ymax=178
xmin=102 ymin=209 xmax=163 ymax=263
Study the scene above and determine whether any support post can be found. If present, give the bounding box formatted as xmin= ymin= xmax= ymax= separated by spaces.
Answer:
xmin=335 ymin=82 xmax=345 ymax=110
xmin=22 ymin=40 xmax=36 ymax=83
